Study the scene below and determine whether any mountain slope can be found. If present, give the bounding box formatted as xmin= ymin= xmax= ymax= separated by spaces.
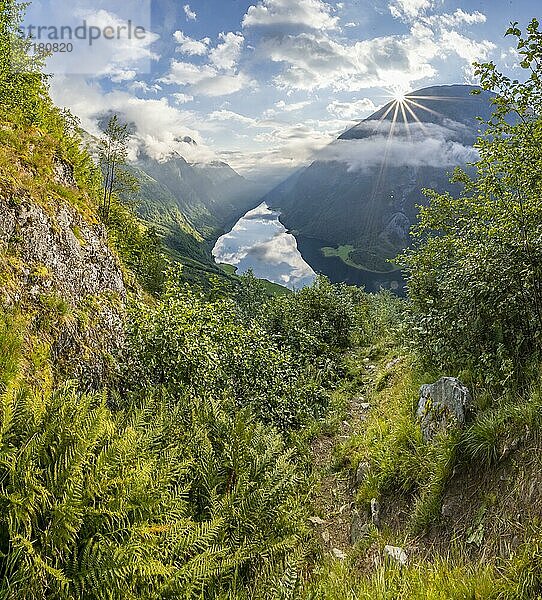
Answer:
xmin=132 ymin=153 xmax=265 ymax=242
xmin=265 ymin=85 xmax=494 ymax=292
xmin=122 ymin=153 xmax=265 ymax=286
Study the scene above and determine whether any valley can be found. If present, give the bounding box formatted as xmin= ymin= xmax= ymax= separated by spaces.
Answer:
xmin=2 ymin=2 xmax=542 ymax=598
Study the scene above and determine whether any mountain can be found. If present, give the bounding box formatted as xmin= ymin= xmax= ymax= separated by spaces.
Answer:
xmin=122 ymin=152 xmax=266 ymax=285
xmin=133 ymin=153 xmax=265 ymax=241
xmin=265 ymin=85 xmax=495 ymax=293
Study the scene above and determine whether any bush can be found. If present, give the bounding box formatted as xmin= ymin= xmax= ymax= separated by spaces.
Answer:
xmin=263 ymin=275 xmax=364 ymax=360
xmin=121 ymin=270 xmax=329 ymax=429
xmin=400 ymin=20 xmax=542 ymax=390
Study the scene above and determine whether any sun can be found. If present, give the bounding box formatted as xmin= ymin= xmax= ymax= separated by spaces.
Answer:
xmin=392 ymin=89 xmax=408 ymax=103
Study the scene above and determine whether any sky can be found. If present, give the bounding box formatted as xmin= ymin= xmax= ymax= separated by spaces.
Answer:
xmin=23 ymin=0 xmax=539 ymax=185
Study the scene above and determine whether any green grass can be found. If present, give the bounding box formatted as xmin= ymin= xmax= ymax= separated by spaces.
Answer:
xmin=303 ymin=554 xmax=498 ymax=599
xmin=321 ymin=244 xmax=364 ymax=270
xmin=321 ymin=245 xmax=399 ymax=274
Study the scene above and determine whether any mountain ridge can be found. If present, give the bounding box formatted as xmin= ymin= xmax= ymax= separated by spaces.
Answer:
xmin=264 ymin=84 xmax=495 ymax=292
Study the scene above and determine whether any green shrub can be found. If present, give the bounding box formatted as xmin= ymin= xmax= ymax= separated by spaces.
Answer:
xmin=121 ymin=270 xmax=329 ymax=429
xmin=400 ymin=20 xmax=542 ymax=390
xmin=263 ymin=275 xmax=364 ymax=359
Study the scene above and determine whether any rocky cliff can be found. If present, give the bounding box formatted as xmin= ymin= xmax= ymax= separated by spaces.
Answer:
xmin=0 ymin=154 xmax=127 ymax=388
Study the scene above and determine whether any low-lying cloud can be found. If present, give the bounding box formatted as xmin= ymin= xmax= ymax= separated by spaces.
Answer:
xmin=318 ymin=121 xmax=479 ymax=171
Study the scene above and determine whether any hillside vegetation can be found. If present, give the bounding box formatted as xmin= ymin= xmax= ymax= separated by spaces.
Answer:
xmin=2 ymin=3 xmax=542 ymax=598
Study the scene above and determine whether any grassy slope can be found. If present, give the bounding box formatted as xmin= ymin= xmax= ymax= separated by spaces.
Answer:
xmin=300 ymin=306 xmax=542 ymax=598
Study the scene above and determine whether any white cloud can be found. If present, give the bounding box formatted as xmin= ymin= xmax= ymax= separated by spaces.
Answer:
xmin=255 ymin=4 xmax=494 ymax=93
xmin=318 ymin=121 xmax=478 ymax=171
xmin=50 ymin=76 xmax=216 ymax=163
xmin=194 ymin=72 xmax=254 ymax=96
xmin=160 ymin=60 xmax=254 ymax=97
xmin=209 ymin=109 xmax=258 ymax=126
xmin=263 ymin=99 xmax=312 ymax=117
xmin=209 ymin=32 xmax=245 ymax=70
xmin=128 ymin=81 xmax=163 ymax=94
xmin=429 ymin=9 xmax=487 ymax=27
xmin=389 ymin=0 xmax=433 ymax=20
xmin=172 ymin=92 xmax=194 ymax=104
xmin=261 ymin=30 xmax=438 ymax=92
xmin=50 ymin=8 xmax=160 ymax=80
xmin=242 ymin=0 xmax=339 ymax=31
xmin=183 ymin=4 xmax=197 ymax=21
xmin=440 ymin=30 xmax=495 ymax=65
xmin=327 ymin=98 xmax=376 ymax=119
xmin=173 ymin=31 xmax=210 ymax=56
xmin=109 ymin=69 xmax=137 ymax=82
xmin=161 ymin=60 xmax=216 ymax=86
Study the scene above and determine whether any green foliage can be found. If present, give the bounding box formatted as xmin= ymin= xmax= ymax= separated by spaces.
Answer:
xmin=0 ymin=310 xmax=23 ymax=391
xmin=98 ymin=115 xmax=138 ymax=223
xmin=107 ymin=199 xmax=167 ymax=295
xmin=358 ymin=290 xmax=408 ymax=350
xmin=122 ymin=269 xmax=330 ymax=428
xmin=0 ymin=379 xmax=311 ymax=599
xmin=303 ymin=556 xmax=497 ymax=599
xmin=459 ymin=388 xmax=542 ymax=467
xmin=401 ymin=19 xmax=542 ymax=389
xmin=0 ymin=1 xmax=49 ymax=127
xmin=263 ymin=275 xmax=364 ymax=360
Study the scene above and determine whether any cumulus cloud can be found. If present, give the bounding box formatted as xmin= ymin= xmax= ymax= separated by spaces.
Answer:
xmin=263 ymin=99 xmax=312 ymax=117
xmin=173 ymin=31 xmax=210 ymax=56
xmin=161 ymin=59 xmax=254 ymax=96
xmin=55 ymin=8 xmax=159 ymax=79
xmin=254 ymin=3 xmax=494 ymax=94
xmin=327 ymin=98 xmax=377 ymax=119
xmin=242 ymin=0 xmax=339 ymax=31
xmin=440 ymin=30 xmax=495 ymax=65
xmin=209 ymin=109 xmax=258 ymax=127
xmin=318 ymin=121 xmax=479 ymax=171
xmin=172 ymin=92 xmax=194 ymax=104
xmin=389 ymin=0 xmax=434 ymax=20
xmin=50 ymin=76 xmax=216 ymax=163
xmin=261 ymin=30 xmax=437 ymax=92
xmin=426 ymin=9 xmax=487 ymax=27
xmin=209 ymin=32 xmax=245 ymax=70
xmin=183 ymin=4 xmax=197 ymax=21
xmin=163 ymin=29 xmax=252 ymax=97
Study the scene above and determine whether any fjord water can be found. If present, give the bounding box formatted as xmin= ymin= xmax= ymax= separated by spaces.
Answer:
xmin=212 ymin=203 xmax=316 ymax=290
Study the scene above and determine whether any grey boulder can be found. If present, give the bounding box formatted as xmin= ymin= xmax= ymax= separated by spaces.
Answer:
xmin=417 ymin=377 xmax=472 ymax=442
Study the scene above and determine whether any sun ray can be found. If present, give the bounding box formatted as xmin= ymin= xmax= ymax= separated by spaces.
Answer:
xmin=399 ymin=100 xmax=411 ymax=139
xmin=407 ymin=95 xmax=471 ymax=102
xmin=407 ymin=99 xmax=445 ymax=120
xmin=402 ymin=100 xmax=428 ymax=133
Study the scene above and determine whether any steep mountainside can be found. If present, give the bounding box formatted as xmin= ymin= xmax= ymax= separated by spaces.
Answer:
xmin=0 ymin=122 xmax=126 ymax=387
xmin=265 ymin=85 xmax=494 ymax=292
xmin=133 ymin=153 xmax=265 ymax=242
xmin=120 ymin=152 xmax=266 ymax=285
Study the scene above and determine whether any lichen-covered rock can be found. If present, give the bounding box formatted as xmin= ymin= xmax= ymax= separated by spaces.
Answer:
xmin=417 ymin=377 xmax=472 ymax=442
xmin=0 ymin=193 xmax=126 ymax=387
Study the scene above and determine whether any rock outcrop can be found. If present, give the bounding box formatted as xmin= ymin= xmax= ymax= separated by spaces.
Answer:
xmin=417 ymin=377 xmax=472 ymax=442
xmin=0 ymin=187 xmax=127 ymax=387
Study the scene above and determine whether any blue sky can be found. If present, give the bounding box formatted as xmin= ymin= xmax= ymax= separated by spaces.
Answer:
xmin=31 ymin=0 xmax=539 ymax=184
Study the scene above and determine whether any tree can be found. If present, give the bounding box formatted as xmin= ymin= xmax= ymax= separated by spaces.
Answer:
xmin=400 ymin=19 xmax=542 ymax=388
xmin=98 ymin=115 xmax=138 ymax=223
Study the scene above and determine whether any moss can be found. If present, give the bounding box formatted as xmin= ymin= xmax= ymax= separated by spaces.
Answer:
xmin=31 ymin=263 xmax=50 ymax=279
xmin=71 ymin=224 xmax=86 ymax=245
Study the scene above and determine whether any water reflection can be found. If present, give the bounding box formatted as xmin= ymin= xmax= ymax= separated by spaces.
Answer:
xmin=212 ymin=203 xmax=316 ymax=290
